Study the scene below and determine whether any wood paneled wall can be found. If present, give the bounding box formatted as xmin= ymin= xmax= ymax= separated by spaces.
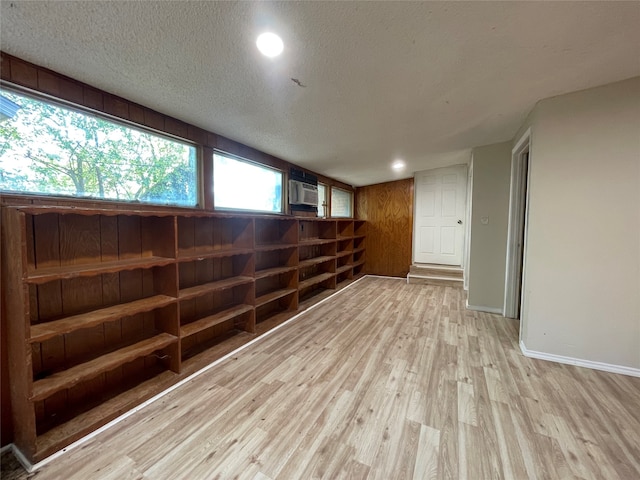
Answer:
xmin=356 ymin=179 xmax=414 ymax=277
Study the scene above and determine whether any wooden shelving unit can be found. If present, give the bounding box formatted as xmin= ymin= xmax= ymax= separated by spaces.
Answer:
xmin=254 ymin=218 xmax=299 ymax=324
xmin=1 ymin=205 xmax=365 ymax=462
xmin=2 ymin=207 xmax=181 ymax=462
xmin=177 ymin=215 xmax=256 ymax=366
xmin=353 ymin=221 xmax=367 ymax=277
xmin=298 ymin=219 xmax=337 ymax=301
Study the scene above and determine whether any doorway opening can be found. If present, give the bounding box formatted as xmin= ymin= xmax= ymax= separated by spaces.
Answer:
xmin=504 ymin=129 xmax=531 ymax=326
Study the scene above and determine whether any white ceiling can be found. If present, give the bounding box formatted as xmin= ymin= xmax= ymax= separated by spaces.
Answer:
xmin=2 ymin=1 xmax=639 ymax=186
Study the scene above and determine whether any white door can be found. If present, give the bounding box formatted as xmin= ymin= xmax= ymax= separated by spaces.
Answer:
xmin=413 ymin=165 xmax=467 ymax=265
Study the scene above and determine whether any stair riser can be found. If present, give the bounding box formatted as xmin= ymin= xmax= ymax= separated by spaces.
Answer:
xmin=409 ymin=268 xmax=463 ymax=279
xmin=406 ymin=276 xmax=463 ymax=287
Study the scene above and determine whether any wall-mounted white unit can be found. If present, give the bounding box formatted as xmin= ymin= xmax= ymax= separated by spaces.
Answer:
xmin=289 ymin=180 xmax=318 ymax=206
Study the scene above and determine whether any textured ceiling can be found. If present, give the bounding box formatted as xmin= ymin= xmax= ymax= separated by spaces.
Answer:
xmin=1 ymin=1 xmax=639 ymax=186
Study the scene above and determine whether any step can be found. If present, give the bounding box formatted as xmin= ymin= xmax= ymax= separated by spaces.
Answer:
xmin=409 ymin=264 xmax=463 ymax=279
xmin=406 ymin=274 xmax=464 ymax=287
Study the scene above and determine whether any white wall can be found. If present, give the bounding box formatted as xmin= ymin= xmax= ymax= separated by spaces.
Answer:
xmin=520 ymin=77 xmax=640 ymax=370
xmin=467 ymin=142 xmax=512 ymax=311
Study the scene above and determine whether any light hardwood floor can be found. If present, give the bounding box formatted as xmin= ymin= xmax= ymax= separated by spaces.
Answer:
xmin=4 ymin=276 xmax=640 ymax=479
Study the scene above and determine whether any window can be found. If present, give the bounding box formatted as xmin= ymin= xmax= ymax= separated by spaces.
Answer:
xmin=0 ymin=89 xmax=198 ymax=206
xmin=317 ymin=183 xmax=327 ymax=217
xmin=213 ymin=152 xmax=283 ymax=213
xmin=331 ymin=187 xmax=353 ymax=218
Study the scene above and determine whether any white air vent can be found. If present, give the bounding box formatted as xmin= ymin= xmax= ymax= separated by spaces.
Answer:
xmin=289 ymin=180 xmax=318 ymax=206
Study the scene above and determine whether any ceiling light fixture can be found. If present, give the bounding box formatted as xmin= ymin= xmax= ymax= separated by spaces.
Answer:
xmin=256 ymin=32 xmax=283 ymax=58
xmin=392 ymin=159 xmax=406 ymax=171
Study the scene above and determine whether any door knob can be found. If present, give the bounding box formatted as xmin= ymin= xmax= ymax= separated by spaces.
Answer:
xmin=457 ymin=220 xmax=463 ymax=225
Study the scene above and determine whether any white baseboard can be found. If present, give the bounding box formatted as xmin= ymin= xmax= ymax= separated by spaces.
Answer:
xmin=519 ymin=340 xmax=640 ymax=378
xmin=10 ymin=444 xmax=34 ymax=473
xmin=465 ymin=300 xmax=503 ymax=315
xmin=0 ymin=443 xmax=12 ymax=454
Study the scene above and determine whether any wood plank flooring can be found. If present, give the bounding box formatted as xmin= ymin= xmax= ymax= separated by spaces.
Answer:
xmin=4 ymin=276 xmax=640 ymax=479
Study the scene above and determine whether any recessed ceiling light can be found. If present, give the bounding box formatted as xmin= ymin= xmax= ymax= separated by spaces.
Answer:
xmin=256 ymin=32 xmax=283 ymax=58
xmin=392 ymin=159 xmax=406 ymax=171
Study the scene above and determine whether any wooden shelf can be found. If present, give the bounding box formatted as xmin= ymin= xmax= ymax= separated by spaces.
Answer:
xmin=181 ymin=304 xmax=253 ymax=338
xmin=299 ymin=273 xmax=336 ymax=291
xmin=254 ymin=243 xmax=298 ymax=252
xmin=254 ymin=266 xmax=297 ymax=280
xmin=12 ymin=205 xmax=177 ymax=217
xmin=255 ymin=288 xmax=297 ymax=308
xmin=180 ymin=331 xmax=254 ymax=375
xmin=34 ymin=367 xmax=179 ymax=462
xmin=26 ymin=256 xmax=175 ymax=285
xmin=30 ymin=295 xmax=176 ymax=343
xmin=177 ymin=248 xmax=254 ymax=262
xmin=2 ymin=203 xmax=366 ymax=463
xmin=179 ymin=276 xmax=254 ymax=301
xmin=299 ymin=238 xmax=336 ymax=246
xmin=298 ymin=256 xmax=335 ymax=268
xmin=31 ymin=333 xmax=177 ymax=402
xmin=336 ymin=264 xmax=353 ymax=275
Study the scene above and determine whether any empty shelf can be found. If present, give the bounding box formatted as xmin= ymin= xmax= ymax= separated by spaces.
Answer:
xmin=179 ymin=276 xmax=254 ymax=301
xmin=26 ymin=256 xmax=175 ymax=285
xmin=30 ymin=295 xmax=176 ymax=343
xmin=298 ymin=273 xmax=335 ymax=291
xmin=34 ymin=367 xmax=179 ymax=461
xmin=254 ymin=266 xmax=297 ymax=280
xmin=336 ymin=264 xmax=353 ymax=275
xmin=299 ymin=238 xmax=336 ymax=246
xmin=181 ymin=304 xmax=254 ymax=338
xmin=177 ymin=248 xmax=254 ymax=262
xmin=31 ymin=333 xmax=177 ymax=402
xmin=254 ymin=243 xmax=298 ymax=252
xmin=298 ymin=256 xmax=335 ymax=268
xmin=255 ymin=288 xmax=297 ymax=307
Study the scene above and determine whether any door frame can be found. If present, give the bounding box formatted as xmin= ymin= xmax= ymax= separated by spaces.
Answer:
xmin=412 ymin=164 xmax=468 ymax=266
xmin=463 ymin=159 xmax=474 ymax=289
xmin=504 ymin=128 xmax=531 ymax=323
